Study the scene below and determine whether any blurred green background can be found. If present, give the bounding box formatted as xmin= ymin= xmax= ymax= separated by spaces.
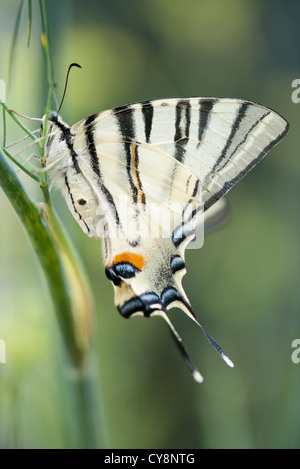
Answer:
xmin=0 ymin=0 xmax=299 ymax=449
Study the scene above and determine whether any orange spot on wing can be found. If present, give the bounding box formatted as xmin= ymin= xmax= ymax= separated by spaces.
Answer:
xmin=113 ymin=252 xmax=146 ymax=270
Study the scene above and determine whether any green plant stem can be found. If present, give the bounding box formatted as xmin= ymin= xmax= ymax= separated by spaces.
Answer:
xmin=0 ymin=147 xmax=78 ymax=361
xmin=39 ymin=0 xmax=55 ymax=173
xmin=39 ymin=0 xmax=54 ymax=114
xmin=2 ymin=105 xmax=6 ymax=147
xmin=8 ymin=0 xmax=25 ymax=92
xmin=27 ymin=0 xmax=32 ymax=47
xmin=0 ymin=147 xmax=101 ymax=448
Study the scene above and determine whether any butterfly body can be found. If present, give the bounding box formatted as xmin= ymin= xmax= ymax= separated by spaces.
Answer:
xmin=45 ymin=97 xmax=289 ymax=381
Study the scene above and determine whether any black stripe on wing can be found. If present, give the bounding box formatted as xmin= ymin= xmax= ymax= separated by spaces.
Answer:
xmin=112 ymin=104 xmax=135 ymax=141
xmin=49 ymin=112 xmax=81 ymax=174
xmin=85 ymin=113 xmax=102 ymax=177
xmin=197 ymin=99 xmax=216 ymax=147
xmin=131 ymin=144 xmax=146 ymax=206
xmin=204 ymin=124 xmax=289 ymax=211
xmin=173 ymin=100 xmax=192 ymax=164
xmin=172 ymin=195 xmax=203 ymax=249
xmin=209 ymin=102 xmax=250 ymax=174
xmin=172 ymin=223 xmax=196 ymax=248
xmin=141 ymin=100 xmax=154 ymax=143
xmin=84 ymin=113 xmax=121 ymax=226
xmin=217 ymin=110 xmax=270 ymax=173
xmin=64 ymin=173 xmax=90 ymax=234
xmin=113 ymin=105 xmax=139 ymax=205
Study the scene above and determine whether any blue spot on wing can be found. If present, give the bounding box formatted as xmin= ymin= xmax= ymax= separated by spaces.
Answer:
xmin=161 ymin=287 xmax=183 ymax=308
xmin=118 ymin=298 xmax=144 ymax=318
xmin=170 ymin=255 xmax=185 ymax=273
xmin=114 ymin=262 xmax=137 ymax=279
xmin=118 ymin=292 xmax=161 ymax=318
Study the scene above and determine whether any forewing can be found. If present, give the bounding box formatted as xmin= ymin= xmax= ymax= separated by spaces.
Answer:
xmin=83 ymin=97 xmax=288 ymax=211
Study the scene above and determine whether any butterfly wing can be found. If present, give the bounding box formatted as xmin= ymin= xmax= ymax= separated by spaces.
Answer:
xmin=83 ymin=97 xmax=289 ymax=207
xmin=69 ymin=96 xmax=288 ymax=282
xmin=46 ymin=97 xmax=288 ymax=379
xmin=82 ymin=97 xmax=289 ymax=312
xmin=67 ymin=97 xmax=288 ymax=241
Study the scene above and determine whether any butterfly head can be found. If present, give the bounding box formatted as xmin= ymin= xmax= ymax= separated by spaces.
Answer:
xmin=48 ymin=110 xmax=59 ymax=123
xmin=41 ymin=111 xmax=70 ymax=132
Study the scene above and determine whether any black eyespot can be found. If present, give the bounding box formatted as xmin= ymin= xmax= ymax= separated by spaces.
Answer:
xmin=77 ymin=198 xmax=87 ymax=206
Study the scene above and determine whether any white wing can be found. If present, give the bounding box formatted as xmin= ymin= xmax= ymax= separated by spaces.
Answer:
xmin=77 ymin=97 xmax=288 ymax=211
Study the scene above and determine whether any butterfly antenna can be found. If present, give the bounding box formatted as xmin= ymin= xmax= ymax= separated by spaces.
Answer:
xmin=157 ymin=311 xmax=204 ymax=383
xmin=57 ymin=62 xmax=82 ymax=114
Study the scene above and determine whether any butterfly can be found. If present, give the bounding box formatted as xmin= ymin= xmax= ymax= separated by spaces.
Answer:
xmin=44 ymin=96 xmax=289 ymax=382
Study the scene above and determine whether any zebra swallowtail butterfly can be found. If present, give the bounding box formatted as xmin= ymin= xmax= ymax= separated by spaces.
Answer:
xmin=44 ymin=95 xmax=289 ymax=382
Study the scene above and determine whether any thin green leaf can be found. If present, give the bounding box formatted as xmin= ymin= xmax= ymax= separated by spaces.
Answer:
xmin=1 ymin=146 xmax=40 ymax=182
xmin=8 ymin=0 xmax=25 ymax=92
xmin=39 ymin=0 xmax=56 ymax=169
xmin=2 ymin=107 xmax=6 ymax=148
xmin=27 ymin=0 xmax=32 ymax=47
